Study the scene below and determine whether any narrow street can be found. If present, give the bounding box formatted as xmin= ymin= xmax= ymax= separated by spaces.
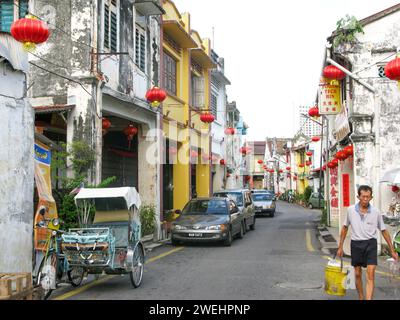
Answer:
xmin=52 ymin=202 xmax=399 ymax=300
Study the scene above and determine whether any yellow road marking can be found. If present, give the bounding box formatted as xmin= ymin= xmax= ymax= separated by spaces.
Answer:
xmin=53 ymin=246 xmax=185 ymax=300
xmin=322 ymin=255 xmax=400 ymax=281
xmin=306 ymin=229 xmax=315 ymax=252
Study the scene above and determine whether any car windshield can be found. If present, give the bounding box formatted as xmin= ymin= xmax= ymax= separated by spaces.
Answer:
xmin=182 ymin=199 xmax=228 ymax=215
xmin=253 ymin=194 xmax=274 ymax=201
xmin=214 ymin=192 xmax=243 ymax=206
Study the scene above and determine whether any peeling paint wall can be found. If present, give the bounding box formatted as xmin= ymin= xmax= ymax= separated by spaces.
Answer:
xmin=0 ymin=61 xmax=34 ymax=273
xmin=335 ymin=10 xmax=400 ymax=212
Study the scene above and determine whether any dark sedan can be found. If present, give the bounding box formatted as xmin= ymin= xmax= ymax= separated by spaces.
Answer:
xmin=171 ymin=198 xmax=244 ymax=246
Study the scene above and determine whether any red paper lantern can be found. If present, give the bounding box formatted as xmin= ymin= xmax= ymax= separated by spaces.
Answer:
xmin=257 ymin=159 xmax=263 ymax=164
xmin=102 ymin=117 xmax=111 ymax=130
xmin=384 ymin=57 xmax=400 ymax=84
xmin=145 ymin=86 xmax=167 ymax=107
xmin=190 ymin=150 xmax=199 ymax=158
xmin=240 ymin=146 xmax=251 ymax=155
xmin=123 ymin=124 xmax=138 ymax=149
xmin=306 ymin=161 xmax=312 ymax=166
xmin=331 ymin=159 xmax=339 ymax=167
xmin=343 ymin=145 xmax=354 ymax=157
xmin=299 ymin=164 xmax=305 ymax=168
xmin=286 ymin=166 xmax=291 ymax=171
xmin=306 ymin=151 xmax=312 ymax=157
xmin=220 ymin=159 xmax=226 ymax=165
xmin=323 ymin=65 xmax=346 ymax=80
xmin=308 ymin=107 xmax=320 ymax=118
xmin=279 ymin=169 xmax=283 ymax=173
xmin=293 ymin=176 xmax=298 ymax=181
xmin=392 ymin=185 xmax=400 ymax=193
xmin=268 ymin=169 xmax=274 ymax=173
xmin=11 ymin=17 xmax=50 ymax=51
xmin=224 ymin=127 xmax=236 ymax=135
xmin=200 ymin=112 xmax=215 ymax=123
xmin=335 ymin=150 xmax=347 ymax=161
xmin=322 ymin=164 xmax=327 ymax=171
xmin=311 ymin=136 xmax=320 ymax=142
xmin=168 ymin=147 xmax=178 ymax=155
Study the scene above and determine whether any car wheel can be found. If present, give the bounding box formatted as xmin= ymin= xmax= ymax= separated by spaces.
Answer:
xmin=237 ymin=223 xmax=244 ymax=239
xmin=250 ymin=217 xmax=256 ymax=230
xmin=308 ymin=203 xmax=313 ymax=209
xmin=223 ymin=229 xmax=232 ymax=246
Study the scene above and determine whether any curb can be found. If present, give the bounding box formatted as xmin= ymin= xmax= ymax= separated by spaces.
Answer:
xmin=316 ymin=226 xmax=351 ymax=258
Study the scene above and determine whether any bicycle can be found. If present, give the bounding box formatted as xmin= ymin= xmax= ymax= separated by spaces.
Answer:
xmin=34 ymin=212 xmax=85 ymax=300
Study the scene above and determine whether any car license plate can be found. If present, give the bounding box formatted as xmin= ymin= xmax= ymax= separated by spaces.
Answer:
xmin=188 ymin=233 xmax=202 ymax=237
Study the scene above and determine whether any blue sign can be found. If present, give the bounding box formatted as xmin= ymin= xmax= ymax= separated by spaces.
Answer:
xmin=34 ymin=143 xmax=51 ymax=165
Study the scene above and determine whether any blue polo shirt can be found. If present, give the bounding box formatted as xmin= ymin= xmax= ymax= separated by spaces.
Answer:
xmin=343 ymin=203 xmax=386 ymax=241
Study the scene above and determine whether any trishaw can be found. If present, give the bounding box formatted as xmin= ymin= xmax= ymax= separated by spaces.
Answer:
xmin=60 ymin=187 xmax=145 ymax=288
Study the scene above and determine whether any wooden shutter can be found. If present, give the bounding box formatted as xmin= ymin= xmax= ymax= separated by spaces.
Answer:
xmin=0 ymin=0 xmax=14 ymax=33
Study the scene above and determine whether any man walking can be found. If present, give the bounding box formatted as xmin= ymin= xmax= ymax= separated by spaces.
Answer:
xmin=337 ymin=185 xmax=399 ymax=300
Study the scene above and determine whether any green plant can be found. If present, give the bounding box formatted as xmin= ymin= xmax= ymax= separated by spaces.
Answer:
xmin=333 ymin=14 xmax=364 ymax=48
xmin=163 ymin=210 xmax=175 ymax=222
xmin=304 ymin=186 xmax=313 ymax=204
xmin=51 ymin=140 xmax=116 ymax=230
xmin=140 ymin=204 xmax=157 ymax=236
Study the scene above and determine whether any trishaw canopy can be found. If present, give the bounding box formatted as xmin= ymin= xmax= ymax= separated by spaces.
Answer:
xmin=74 ymin=187 xmax=141 ymax=210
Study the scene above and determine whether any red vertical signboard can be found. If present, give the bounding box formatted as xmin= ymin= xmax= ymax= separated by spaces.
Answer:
xmin=342 ymin=173 xmax=350 ymax=207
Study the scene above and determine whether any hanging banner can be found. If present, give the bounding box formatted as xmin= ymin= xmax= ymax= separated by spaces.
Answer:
xmin=34 ymin=141 xmax=58 ymax=251
xmin=329 ymin=166 xmax=339 ymax=227
xmin=318 ymin=77 xmax=342 ymax=115
xmin=334 ymin=100 xmax=351 ymax=142
xmin=342 ymin=173 xmax=350 ymax=207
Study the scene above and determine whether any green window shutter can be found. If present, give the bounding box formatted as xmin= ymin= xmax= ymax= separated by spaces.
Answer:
xmin=0 ymin=0 xmax=14 ymax=33
xmin=140 ymin=33 xmax=145 ymax=71
xmin=110 ymin=11 xmax=117 ymax=51
xmin=104 ymin=4 xmax=110 ymax=48
xmin=19 ymin=0 xmax=28 ymax=18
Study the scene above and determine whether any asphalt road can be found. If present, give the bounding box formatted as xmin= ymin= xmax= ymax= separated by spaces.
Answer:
xmin=52 ymin=201 xmax=400 ymax=300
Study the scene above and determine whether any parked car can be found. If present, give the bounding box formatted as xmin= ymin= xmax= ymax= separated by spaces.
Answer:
xmin=252 ymin=192 xmax=276 ymax=217
xmin=308 ymin=192 xmax=325 ymax=209
xmin=251 ymin=189 xmax=276 ymax=200
xmin=171 ymin=198 xmax=245 ymax=246
xmin=213 ymin=189 xmax=256 ymax=232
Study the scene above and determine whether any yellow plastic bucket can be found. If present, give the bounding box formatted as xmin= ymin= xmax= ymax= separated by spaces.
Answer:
xmin=324 ymin=262 xmax=347 ymax=296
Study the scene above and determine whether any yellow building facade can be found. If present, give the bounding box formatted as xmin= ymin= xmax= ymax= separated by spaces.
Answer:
xmin=161 ymin=0 xmax=215 ymax=212
xmin=295 ymin=148 xmax=309 ymax=194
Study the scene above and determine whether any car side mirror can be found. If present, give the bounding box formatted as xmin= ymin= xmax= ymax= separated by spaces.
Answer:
xmin=174 ymin=209 xmax=182 ymax=216
xmin=231 ymin=207 xmax=239 ymax=214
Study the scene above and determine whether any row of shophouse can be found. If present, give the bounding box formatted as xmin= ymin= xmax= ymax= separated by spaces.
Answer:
xmin=259 ymin=3 xmax=400 ymax=253
xmin=0 ymin=0 xmax=250 ymax=272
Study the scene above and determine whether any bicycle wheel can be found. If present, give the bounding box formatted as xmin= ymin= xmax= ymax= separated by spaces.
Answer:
xmin=37 ymin=251 xmax=57 ymax=300
xmin=129 ymin=244 xmax=144 ymax=288
xmin=67 ymin=267 xmax=85 ymax=287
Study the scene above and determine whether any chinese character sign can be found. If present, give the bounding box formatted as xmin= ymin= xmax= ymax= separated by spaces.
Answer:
xmin=329 ymin=166 xmax=340 ymax=227
xmin=318 ymin=78 xmax=341 ymax=115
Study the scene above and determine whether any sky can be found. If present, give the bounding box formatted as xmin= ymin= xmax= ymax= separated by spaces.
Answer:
xmin=172 ymin=0 xmax=400 ymax=141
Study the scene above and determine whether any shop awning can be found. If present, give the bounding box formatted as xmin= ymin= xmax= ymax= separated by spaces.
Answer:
xmin=33 ymin=105 xmax=74 ymax=114
xmin=191 ymin=48 xmax=216 ymax=69
xmin=163 ymin=21 xmax=197 ymax=48
xmin=134 ymin=0 xmax=165 ymax=16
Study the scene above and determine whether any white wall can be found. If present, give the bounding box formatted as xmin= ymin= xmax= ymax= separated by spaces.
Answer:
xmin=0 ymin=61 xmax=34 ymax=273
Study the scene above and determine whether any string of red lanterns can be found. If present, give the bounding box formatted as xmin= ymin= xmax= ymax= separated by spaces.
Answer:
xmin=123 ymin=124 xmax=138 ymax=149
